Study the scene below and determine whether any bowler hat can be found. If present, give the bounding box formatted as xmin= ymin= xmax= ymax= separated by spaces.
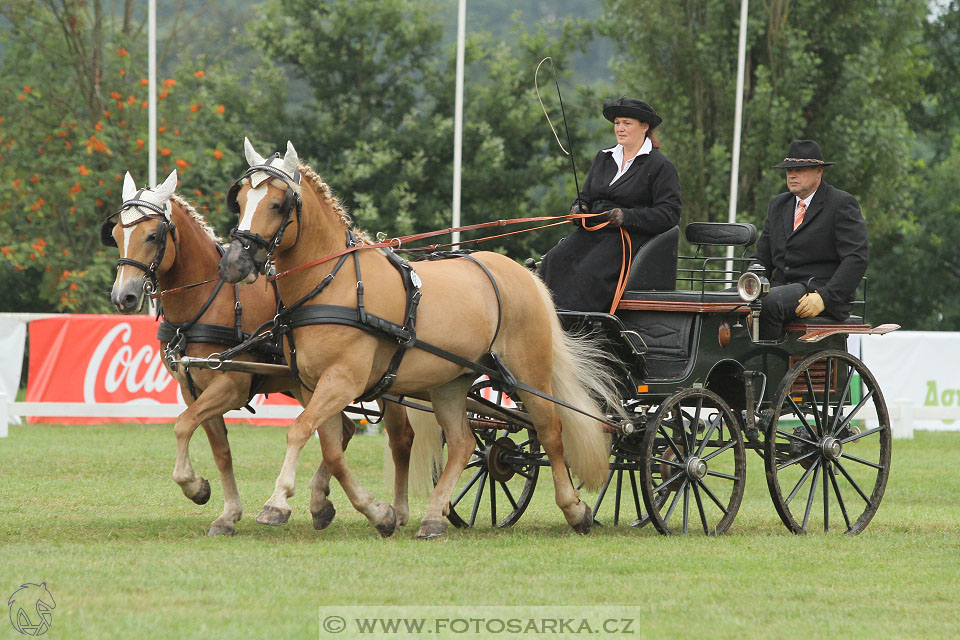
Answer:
xmin=602 ymin=97 xmax=662 ymax=129
xmin=772 ymin=140 xmax=835 ymax=169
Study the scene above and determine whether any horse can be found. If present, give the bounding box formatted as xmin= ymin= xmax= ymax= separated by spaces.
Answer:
xmin=218 ymin=138 xmax=621 ymax=538
xmin=104 ymin=170 xmax=417 ymax=535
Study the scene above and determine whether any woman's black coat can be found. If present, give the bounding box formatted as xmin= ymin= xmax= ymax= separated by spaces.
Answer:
xmin=540 ymin=147 xmax=682 ymax=311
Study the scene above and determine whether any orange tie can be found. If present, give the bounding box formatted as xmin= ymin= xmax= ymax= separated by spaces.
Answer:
xmin=793 ymin=200 xmax=807 ymax=230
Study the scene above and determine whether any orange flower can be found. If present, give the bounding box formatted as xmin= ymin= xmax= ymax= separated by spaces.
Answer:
xmin=85 ymin=136 xmax=111 ymax=154
xmin=127 ymin=95 xmax=136 ymax=105
xmin=35 ymin=237 xmax=46 ymax=247
xmin=0 ymin=247 xmax=11 ymax=256
xmin=69 ymin=282 xmax=79 ymax=291
xmin=12 ymin=178 xmax=21 ymax=188
xmin=193 ymin=189 xmax=203 ymax=196
xmin=30 ymin=173 xmax=39 ymax=183
xmin=23 ymin=85 xmax=31 ymax=94
xmin=116 ymin=103 xmax=123 ymax=111
xmin=116 ymin=48 xmax=129 ymax=57
xmin=193 ymin=70 xmax=205 ymax=78
xmin=217 ymin=104 xmax=225 ymax=114
xmin=119 ymin=69 xmax=126 ymax=76
xmin=157 ymin=125 xmax=166 ymax=133
xmin=97 ymin=179 xmax=104 ymax=185
xmin=95 ymin=121 xmax=103 ymax=131
xmin=13 ymin=265 xmax=24 ymax=271
xmin=173 ymin=128 xmax=180 ymax=136
xmin=140 ymin=77 xmax=149 ymax=86
xmin=137 ymin=139 xmax=144 ymax=149
xmin=62 ymin=249 xmax=70 ymax=256
xmin=55 ymin=131 xmax=68 ymax=138
xmin=110 ymin=91 xmax=122 ymax=100
xmin=45 ymin=265 xmax=51 ymax=272
xmin=159 ymin=147 xmax=171 ymax=156
xmin=190 ymin=103 xmax=201 ymax=112
xmin=29 ymin=253 xmax=37 ymax=261
xmin=213 ymin=150 xmax=223 ymax=160
xmin=17 ymin=95 xmax=25 ymax=101
xmin=64 ymin=141 xmax=72 ymax=150
xmin=163 ymin=78 xmax=176 ymax=87
xmin=158 ymin=88 xmax=168 ymax=99
xmin=69 ymin=183 xmax=82 ymax=194
xmin=95 ymin=199 xmax=104 ymax=207
xmin=176 ymin=159 xmax=188 ymax=169
xmin=141 ymin=101 xmax=148 ymax=109
xmin=113 ymin=174 xmax=122 ymax=181
xmin=30 ymin=198 xmax=44 ymax=211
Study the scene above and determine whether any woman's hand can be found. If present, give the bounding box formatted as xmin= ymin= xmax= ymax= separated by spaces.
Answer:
xmin=599 ymin=208 xmax=624 ymax=227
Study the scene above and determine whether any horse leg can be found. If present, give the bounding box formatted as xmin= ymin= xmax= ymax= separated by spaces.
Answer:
xmin=200 ymin=415 xmax=244 ymax=536
xmin=416 ymin=380 xmax=475 ymax=539
xmin=383 ymin=400 xmax=414 ymax=527
xmin=171 ymin=375 xmax=249 ymax=534
xmin=524 ymin=396 xmax=592 ymax=534
xmin=308 ymin=412 xmax=355 ymax=530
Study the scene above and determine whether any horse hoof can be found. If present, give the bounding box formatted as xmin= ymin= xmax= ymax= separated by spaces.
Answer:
xmin=571 ymin=504 xmax=593 ymax=535
xmin=256 ymin=505 xmax=291 ymax=526
xmin=207 ymin=521 xmax=236 ymax=536
xmin=374 ymin=502 xmax=398 ymax=538
xmin=190 ymin=478 xmax=211 ymax=505
xmin=416 ymin=519 xmax=448 ymax=540
xmin=312 ymin=503 xmax=336 ymax=530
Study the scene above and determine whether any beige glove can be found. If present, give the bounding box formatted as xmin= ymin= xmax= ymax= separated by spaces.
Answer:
xmin=795 ymin=291 xmax=825 ymax=318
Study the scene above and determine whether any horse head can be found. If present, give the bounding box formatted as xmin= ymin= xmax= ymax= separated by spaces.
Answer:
xmin=105 ymin=169 xmax=179 ymax=313
xmin=219 ymin=137 xmax=303 ymax=284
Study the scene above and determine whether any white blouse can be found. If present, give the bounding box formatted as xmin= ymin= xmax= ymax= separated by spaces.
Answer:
xmin=602 ymin=137 xmax=653 ymax=185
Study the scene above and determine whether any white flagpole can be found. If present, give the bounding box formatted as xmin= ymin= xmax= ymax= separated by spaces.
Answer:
xmin=451 ymin=0 xmax=466 ymax=248
xmin=148 ymin=0 xmax=157 ymax=187
xmin=726 ymin=0 xmax=749 ymax=273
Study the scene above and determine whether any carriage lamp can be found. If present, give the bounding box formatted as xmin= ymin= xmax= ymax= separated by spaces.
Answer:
xmin=737 ymin=265 xmax=770 ymax=302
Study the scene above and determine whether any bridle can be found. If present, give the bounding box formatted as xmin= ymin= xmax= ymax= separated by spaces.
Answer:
xmin=226 ymin=156 xmax=302 ymax=275
xmin=100 ymin=190 xmax=178 ymax=306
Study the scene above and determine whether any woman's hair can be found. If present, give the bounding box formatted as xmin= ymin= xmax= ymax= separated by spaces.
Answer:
xmin=648 ymin=129 xmax=662 ymax=150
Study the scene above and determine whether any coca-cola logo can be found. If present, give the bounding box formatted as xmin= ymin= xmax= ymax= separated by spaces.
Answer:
xmin=82 ymin=322 xmax=178 ymax=403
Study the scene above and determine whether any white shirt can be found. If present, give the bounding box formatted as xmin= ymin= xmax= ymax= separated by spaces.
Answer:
xmin=796 ymin=191 xmax=816 ymax=211
xmin=602 ymin=137 xmax=653 ymax=185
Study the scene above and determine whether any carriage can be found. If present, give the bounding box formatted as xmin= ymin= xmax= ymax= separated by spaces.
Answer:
xmin=445 ymin=221 xmax=897 ymax=536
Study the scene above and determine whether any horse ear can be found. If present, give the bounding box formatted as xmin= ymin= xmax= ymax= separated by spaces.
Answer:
xmin=122 ymin=172 xmax=137 ymax=201
xmin=282 ymin=141 xmax=299 ymax=177
xmin=154 ymin=170 xmax=178 ymax=208
xmin=244 ymin=137 xmax=265 ymax=167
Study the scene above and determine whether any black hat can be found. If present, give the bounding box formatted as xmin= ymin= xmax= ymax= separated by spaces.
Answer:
xmin=772 ymin=140 xmax=836 ymax=169
xmin=602 ymin=96 xmax=662 ymax=129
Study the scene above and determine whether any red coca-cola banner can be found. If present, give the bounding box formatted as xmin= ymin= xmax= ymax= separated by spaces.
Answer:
xmin=26 ymin=314 xmax=299 ymax=424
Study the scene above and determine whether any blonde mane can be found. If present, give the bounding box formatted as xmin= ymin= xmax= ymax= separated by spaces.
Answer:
xmin=170 ymin=193 xmax=221 ymax=242
xmin=298 ymin=164 xmax=373 ymax=244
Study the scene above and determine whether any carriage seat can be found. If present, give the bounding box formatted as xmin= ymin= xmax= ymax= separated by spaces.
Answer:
xmin=685 ymin=221 xmax=758 ymax=247
xmin=624 ymin=226 xmax=679 ymax=290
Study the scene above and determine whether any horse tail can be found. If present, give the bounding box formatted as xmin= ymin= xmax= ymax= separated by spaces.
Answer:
xmin=383 ymin=404 xmax=443 ymax=498
xmin=537 ymin=279 xmax=621 ymax=490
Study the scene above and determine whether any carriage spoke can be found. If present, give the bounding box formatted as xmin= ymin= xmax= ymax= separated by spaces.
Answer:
xmin=840 ymin=452 xmax=884 ymax=470
xmin=662 ymin=479 xmax=688 ymax=525
xmin=469 ymin=471 xmax=487 ymax=526
xmin=652 ymin=456 xmax=685 ymax=469
xmin=828 ymin=367 xmax=854 ymax=436
xmin=489 ymin=471 xmax=497 ymax=527
xmin=659 ymin=425 xmax=686 ymax=462
xmin=821 ymin=357 xmax=832 ymax=431
xmin=652 ymin=470 xmax=685 ymax=494
xmin=828 ymin=464 xmax=852 ymax=530
xmin=840 ymin=424 xmax=883 ymax=444
xmin=465 ymin=458 xmax=484 ymax=469
xmin=696 ymin=479 xmax=729 ymax=515
xmin=614 ymin=465 xmax=625 ymax=526
xmin=835 ymin=390 xmax=875 ymax=433
xmin=695 ymin=416 xmax=720 ymax=458
xmin=513 ymin=468 xmax=535 ymax=482
xmin=682 ymin=482 xmax=690 ymax=534
xmin=500 ymin=481 xmax=518 ymax=510
xmin=701 ymin=439 xmax=737 ymax=462
xmin=776 ymin=429 xmax=818 ymax=446
xmin=784 ymin=459 xmax=819 ymax=507
xmin=787 ymin=396 xmax=818 ymax=440
xmin=777 ymin=448 xmax=818 ymax=471
xmin=801 ymin=460 xmax=822 ymax=531
xmin=629 ymin=469 xmax=643 ymax=522
xmin=692 ymin=482 xmax=710 ymax=535
xmin=834 ymin=459 xmax=873 ymax=506
xmin=705 ymin=470 xmax=739 ymax=481
xmin=451 ymin=468 xmax=484 ymax=508
xmin=823 ymin=460 xmax=830 ymax=531
xmin=803 ymin=370 xmax=823 ymax=436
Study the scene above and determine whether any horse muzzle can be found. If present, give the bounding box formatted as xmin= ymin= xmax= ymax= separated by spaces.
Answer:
xmin=219 ymin=238 xmax=260 ymax=284
xmin=111 ymin=277 xmax=146 ymax=314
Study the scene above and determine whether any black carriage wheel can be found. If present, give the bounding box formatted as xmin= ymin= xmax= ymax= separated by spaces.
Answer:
xmin=446 ymin=381 xmax=541 ymax=529
xmin=639 ymin=388 xmax=746 ymax=536
xmin=764 ymin=350 xmax=891 ymax=534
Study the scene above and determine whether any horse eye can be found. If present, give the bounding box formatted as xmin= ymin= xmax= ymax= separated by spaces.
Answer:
xmin=270 ymin=201 xmax=281 ymax=211
xmin=146 ymin=232 xmax=157 ymax=243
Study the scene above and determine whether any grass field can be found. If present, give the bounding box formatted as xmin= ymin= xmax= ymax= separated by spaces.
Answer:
xmin=1 ymin=423 xmax=958 ymax=639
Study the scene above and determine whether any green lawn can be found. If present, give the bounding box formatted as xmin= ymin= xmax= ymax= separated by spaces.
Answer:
xmin=1 ymin=424 xmax=958 ymax=639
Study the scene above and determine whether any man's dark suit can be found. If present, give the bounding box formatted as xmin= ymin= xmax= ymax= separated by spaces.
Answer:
xmin=753 ymin=181 xmax=868 ymax=336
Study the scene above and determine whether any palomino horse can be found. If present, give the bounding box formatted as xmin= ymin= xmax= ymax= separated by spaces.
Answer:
xmin=104 ymin=170 xmax=416 ymax=535
xmin=219 ymin=139 xmax=621 ymax=538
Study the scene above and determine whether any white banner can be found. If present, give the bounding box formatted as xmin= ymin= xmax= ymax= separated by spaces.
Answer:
xmin=861 ymin=331 xmax=960 ymax=432
xmin=0 ymin=315 xmax=27 ymax=425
